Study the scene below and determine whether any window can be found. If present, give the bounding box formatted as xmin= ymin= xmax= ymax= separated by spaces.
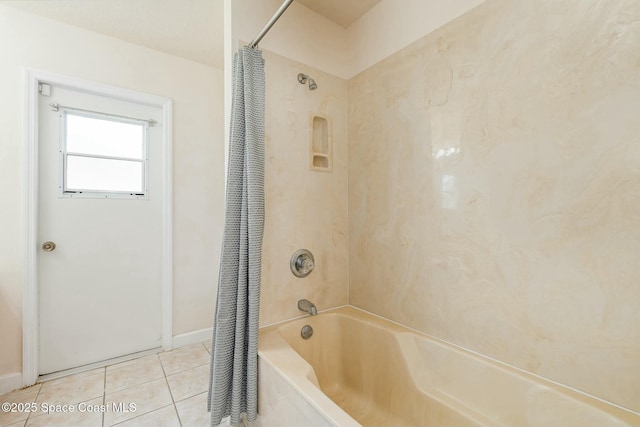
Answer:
xmin=61 ymin=110 xmax=148 ymax=198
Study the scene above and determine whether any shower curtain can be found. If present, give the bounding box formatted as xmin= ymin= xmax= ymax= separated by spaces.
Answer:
xmin=208 ymin=46 xmax=265 ymax=426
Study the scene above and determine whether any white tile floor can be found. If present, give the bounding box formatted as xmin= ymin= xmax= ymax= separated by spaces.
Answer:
xmin=0 ymin=342 xmax=228 ymax=427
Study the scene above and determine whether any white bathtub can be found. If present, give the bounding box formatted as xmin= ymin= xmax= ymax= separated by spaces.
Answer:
xmin=251 ymin=306 xmax=639 ymax=427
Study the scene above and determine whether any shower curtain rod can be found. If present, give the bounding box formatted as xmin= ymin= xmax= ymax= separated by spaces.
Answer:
xmin=248 ymin=0 xmax=295 ymax=48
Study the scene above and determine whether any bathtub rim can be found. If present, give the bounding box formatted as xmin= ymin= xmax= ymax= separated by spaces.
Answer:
xmin=338 ymin=305 xmax=640 ymax=420
xmin=259 ymin=304 xmax=640 ymax=425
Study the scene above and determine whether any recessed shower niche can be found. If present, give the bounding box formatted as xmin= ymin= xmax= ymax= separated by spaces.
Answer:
xmin=310 ymin=114 xmax=332 ymax=172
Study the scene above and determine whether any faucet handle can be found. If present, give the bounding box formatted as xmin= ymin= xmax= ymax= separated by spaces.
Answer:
xmin=297 ymin=256 xmax=314 ymax=275
xmin=291 ymin=249 xmax=314 ymax=278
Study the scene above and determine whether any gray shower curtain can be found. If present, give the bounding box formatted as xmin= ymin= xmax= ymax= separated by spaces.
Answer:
xmin=208 ymin=46 xmax=265 ymax=426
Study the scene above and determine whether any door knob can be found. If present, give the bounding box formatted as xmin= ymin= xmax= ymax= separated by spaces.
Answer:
xmin=42 ymin=241 xmax=56 ymax=252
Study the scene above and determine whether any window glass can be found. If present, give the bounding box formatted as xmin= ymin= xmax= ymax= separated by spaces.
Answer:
xmin=66 ymin=155 xmax=143 ymax=193
xmin=66 ymin=114 xmax=144 ymax=160
xmin=62 ymin=111 xmax=147 ymax=197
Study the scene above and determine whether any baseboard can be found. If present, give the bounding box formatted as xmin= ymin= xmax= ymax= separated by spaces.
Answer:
xmin=172 ymin=327 xmax=212 ymax=349
xmin=0 ymin=372 xmax=22 ymax=395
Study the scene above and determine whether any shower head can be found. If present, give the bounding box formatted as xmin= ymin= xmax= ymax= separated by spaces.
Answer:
xmin=298 ymin=73 xmax=317 ymax=90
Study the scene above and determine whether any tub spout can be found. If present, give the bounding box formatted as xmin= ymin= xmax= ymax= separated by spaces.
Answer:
xmin=298 ymin=299 xmax=317 ymax=316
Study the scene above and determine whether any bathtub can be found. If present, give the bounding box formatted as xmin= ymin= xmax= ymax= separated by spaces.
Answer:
xmin=251 ymin=306 xmax=639 ymax=427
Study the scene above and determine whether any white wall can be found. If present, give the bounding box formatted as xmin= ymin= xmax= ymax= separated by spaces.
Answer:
xmin=228 ymin=0 xmax=350 ymax=78
xmin=0 ymin=5 xmax=224 ymax=387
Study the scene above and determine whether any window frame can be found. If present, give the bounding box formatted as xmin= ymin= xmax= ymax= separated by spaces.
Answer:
xmin=58 ymin=109 xmax=150 ymax=200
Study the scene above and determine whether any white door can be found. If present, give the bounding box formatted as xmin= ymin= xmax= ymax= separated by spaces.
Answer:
xmin=38 ymin=84 xmax=164 ymax=375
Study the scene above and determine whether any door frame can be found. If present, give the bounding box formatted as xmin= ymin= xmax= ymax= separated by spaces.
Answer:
xmin=23 ymin=68 xmax=174 ymax=386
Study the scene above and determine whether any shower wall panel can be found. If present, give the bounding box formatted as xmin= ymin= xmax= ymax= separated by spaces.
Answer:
xmin=261 ymin=50 xmax=349 ymax=326
xmin=348 ymin=0 xmax=640 ymax=412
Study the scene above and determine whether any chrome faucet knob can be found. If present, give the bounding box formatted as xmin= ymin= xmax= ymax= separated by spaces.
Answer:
xmin=296 ymin=256 xmax=314 ymax=275
xmin=291 ymin=249 xmax=314 ymax=278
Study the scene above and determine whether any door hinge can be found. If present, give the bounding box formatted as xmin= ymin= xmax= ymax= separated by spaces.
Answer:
xmin=38 ymin=83 xmax=51 ymax=96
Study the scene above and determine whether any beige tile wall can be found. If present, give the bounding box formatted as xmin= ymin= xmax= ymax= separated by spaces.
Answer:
xmin=260 ymin=50 xmax=349 ymax=326
xmin=348 ymin=0 xmax=640 ymax=412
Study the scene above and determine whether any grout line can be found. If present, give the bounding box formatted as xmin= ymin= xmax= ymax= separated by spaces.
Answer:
xmin=104 ymin=379 xmax=172 ymax=427
xmin=108 ymin=403 xmax=174 ymax=427
xmin=16 ymin=341 xmax=210 ymax=427
xmin=156 ymin=348 xmax=179 ymax=427
xmin=164 ymin=376 xmax=176 ymax=405
xmin=174 ymin=402 xmax=184 ymax=427
xmin=38 ymin=348 xmax=161 ymax=383
xmin=103 ymin=379 xmax=166 ymax=400
xmin=102 ymin=366 xmax=106 ymax=427
xmin=158 ymin=352 xmax=169 ymax=380
xmin=161 ymin=358 xmax=185 ymax=427
xmin=24 ymin=382 xmax=43 ymax=422
xmin=101 ymin=355 xmax=208 ymax=400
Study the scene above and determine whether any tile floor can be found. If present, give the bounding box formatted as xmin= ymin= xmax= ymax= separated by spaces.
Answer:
xmin=0 ymin=342 xmax=229 ymax=427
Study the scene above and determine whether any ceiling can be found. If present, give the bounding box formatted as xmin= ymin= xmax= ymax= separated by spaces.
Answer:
xmin=296 ymin=0 xmax=382 ymax=28
xmin=1 ymin=0 xmax=381 ymax=68
xmin=2 ymin=0 xmax=224 ymax=68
